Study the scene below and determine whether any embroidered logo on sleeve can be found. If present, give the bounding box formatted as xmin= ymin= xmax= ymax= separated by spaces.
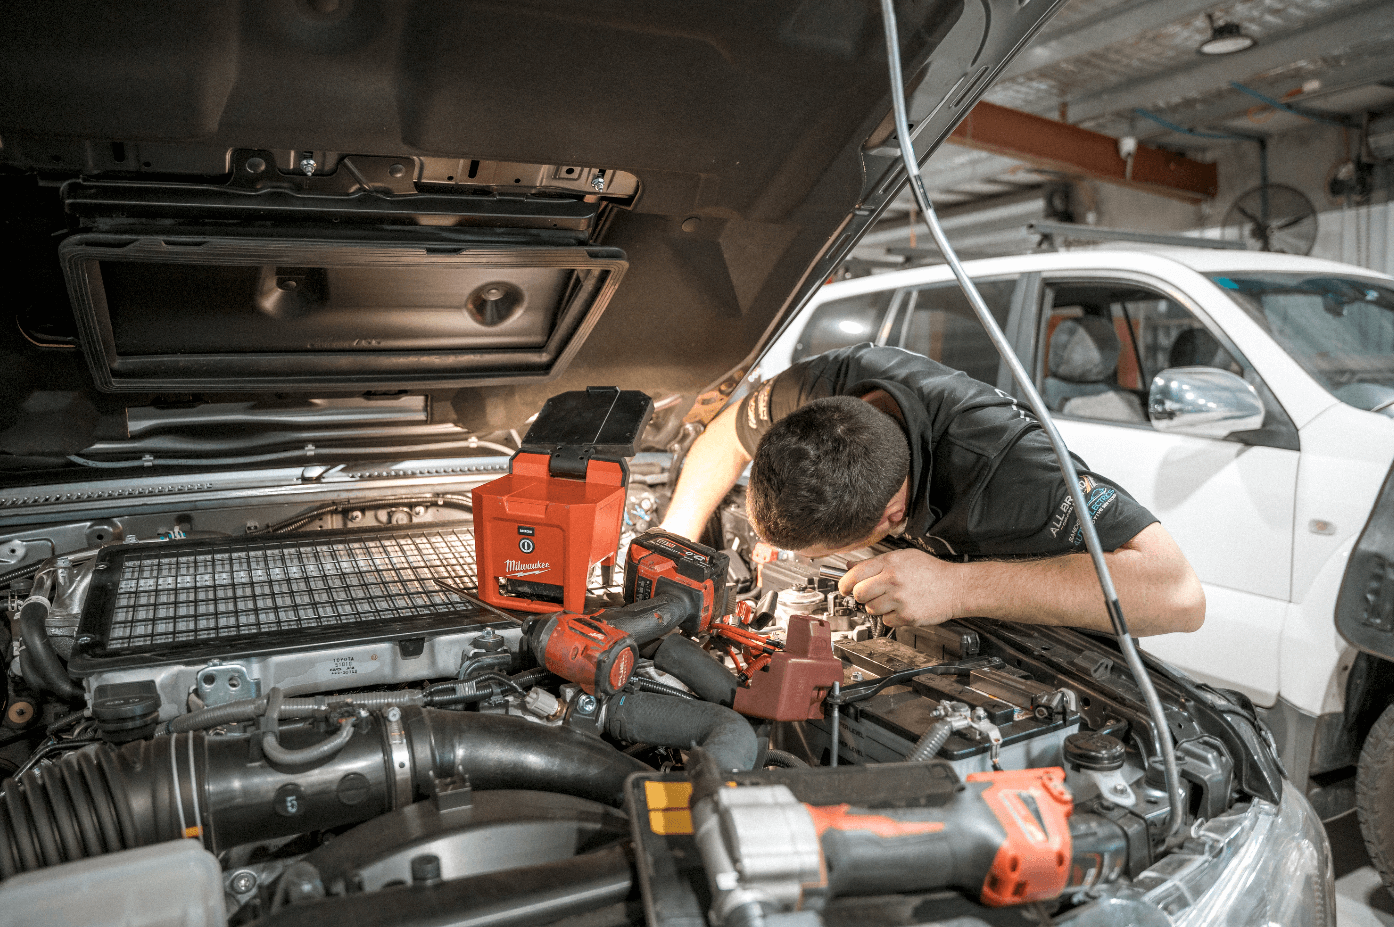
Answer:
xmin=1048 ymin=476 xmax=1118 ymax=548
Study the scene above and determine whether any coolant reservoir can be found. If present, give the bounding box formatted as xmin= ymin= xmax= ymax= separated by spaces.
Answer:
xmin=775 ymin=586 xmax=824 ymax=623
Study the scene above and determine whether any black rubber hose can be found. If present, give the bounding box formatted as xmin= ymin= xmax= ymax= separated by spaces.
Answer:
xmin=907 ymin=719 xmax=954 ymax=762
xmin=1 ymin=708 xmax=651 ymax=877
xmin=0 ymin=744 xmax=138 ymax=878
xmin=605 ymin=690 xmax=758 ymax=771
xmin=252 ymin=843 xmax=634 ymax=927
xmin=18 ymin=598 xmax=82 ymax=701
xmin=411 ymin=709 xmax=649 ymax=807
xmin=654 ymin=634 xmax=738 ymax=706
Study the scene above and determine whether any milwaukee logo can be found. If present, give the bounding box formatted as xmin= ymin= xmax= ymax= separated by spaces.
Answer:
xmin=505 ymin=559 xmax=550 ymax=576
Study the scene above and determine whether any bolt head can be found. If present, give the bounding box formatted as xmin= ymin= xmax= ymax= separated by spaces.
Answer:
xmin=389 ymin=163 xmax=406 ymax=178
xmin=299 ymin=158 xmax=317 ymax=176
xmin=230 ymin=870 xmax=257 ymax=894
xmin=590 ymin=176 xmax=605 ymax=191
xmin=412 ymin=505 xmax=427 ymax=517
xmin=347 ymin=510 xmax=363 ymax=522
xmin=850 ymin=672 xmax=863 ymax=682
xmin=576 ymin=695 xmax=597 ymax=714
xmin=386 ymin=706 xmax=402 ymax=722
xmin=1111 ymin=782 xmax=1129 ymax=795
xmin=245 ymin=157 xmax=266 ymax=174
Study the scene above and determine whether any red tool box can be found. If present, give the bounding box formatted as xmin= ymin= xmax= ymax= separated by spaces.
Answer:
xmin=472 ymin=387 xmax=653 ymax=614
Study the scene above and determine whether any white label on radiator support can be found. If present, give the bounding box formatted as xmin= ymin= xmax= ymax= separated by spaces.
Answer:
xmin=328 ymin=656 xmax=359 ymax=676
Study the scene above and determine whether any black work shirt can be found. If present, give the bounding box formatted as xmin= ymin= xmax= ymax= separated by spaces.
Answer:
xmin=735 ymin=344 xmax=1156 ymax=559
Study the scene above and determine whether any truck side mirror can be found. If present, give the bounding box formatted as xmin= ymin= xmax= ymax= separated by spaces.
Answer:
xmin=1148 ymin=367 xmax=1265 ymax=439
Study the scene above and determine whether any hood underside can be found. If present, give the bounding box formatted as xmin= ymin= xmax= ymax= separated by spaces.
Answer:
xmin=0 ymin=0 xmax=1060 ymax=475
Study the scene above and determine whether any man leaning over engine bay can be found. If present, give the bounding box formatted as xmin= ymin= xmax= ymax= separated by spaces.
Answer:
xmin=659 ymin=343 xmax=1205 ymax=637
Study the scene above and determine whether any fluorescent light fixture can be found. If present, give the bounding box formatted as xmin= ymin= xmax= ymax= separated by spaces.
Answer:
xmin=838 ymin=320 xmax=866 ymax=334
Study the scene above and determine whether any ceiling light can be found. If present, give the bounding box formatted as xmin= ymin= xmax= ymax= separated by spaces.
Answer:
xmin=1198 ymin=14 xmax=1256 ymax=55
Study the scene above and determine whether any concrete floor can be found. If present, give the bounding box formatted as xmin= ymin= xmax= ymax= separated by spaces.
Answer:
xmin=1327 ymin=812 xmax=1394 ymax=925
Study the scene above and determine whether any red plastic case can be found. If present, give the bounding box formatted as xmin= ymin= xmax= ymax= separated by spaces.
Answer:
xmin=472 ymin=452 xmax=627 ymax=614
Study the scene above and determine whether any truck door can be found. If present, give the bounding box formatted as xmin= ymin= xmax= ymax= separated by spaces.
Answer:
xmin=1028 ymin=274 xmax=1300 ymax=705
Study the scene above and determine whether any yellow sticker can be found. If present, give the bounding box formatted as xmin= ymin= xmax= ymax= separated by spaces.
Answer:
xmin=643 ymin=780 xmax=695 ymax=835
xmin=648 ymin=808 xmax=695 ymax=836
xmin=644 ymin=779 xmax=692 ymax=810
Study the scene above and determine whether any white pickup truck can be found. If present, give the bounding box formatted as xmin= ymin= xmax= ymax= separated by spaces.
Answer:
xmin=758 ymin=247 xmax=1394 ymax=888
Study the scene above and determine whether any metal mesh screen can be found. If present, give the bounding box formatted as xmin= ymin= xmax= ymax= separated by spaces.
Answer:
xmin=95 ymin=525 xmax=479 ymax=653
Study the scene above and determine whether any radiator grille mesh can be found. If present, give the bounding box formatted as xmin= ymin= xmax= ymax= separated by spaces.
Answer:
xmin=96 ymin=525 xmax=479 ymax=653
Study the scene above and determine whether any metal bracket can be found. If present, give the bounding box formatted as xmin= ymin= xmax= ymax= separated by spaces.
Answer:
xmin=196 ymin=662 xmax=260 ymax=706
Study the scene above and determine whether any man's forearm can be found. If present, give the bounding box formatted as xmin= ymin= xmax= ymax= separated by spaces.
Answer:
xmin=946 ymin=523 xmax=1205 ymax=637
xmin=658 ymin=403 xmax=752 ymax=542
xmin=844 ymin=522 xmax=1205 ymax=637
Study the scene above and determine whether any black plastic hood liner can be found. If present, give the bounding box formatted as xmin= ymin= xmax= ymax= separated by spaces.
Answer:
xmin=0 ymin=0 xmax=1066 ymax=462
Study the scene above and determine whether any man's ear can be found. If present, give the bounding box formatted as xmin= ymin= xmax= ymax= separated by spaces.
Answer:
xmin=879 ymin=479 xmax=911 ymax=530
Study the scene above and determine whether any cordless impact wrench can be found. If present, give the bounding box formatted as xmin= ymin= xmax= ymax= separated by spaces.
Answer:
xmin=523 ymin=530 xmax=729 ymax=695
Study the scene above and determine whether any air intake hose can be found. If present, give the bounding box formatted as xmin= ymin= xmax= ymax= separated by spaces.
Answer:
xmin=18 ymin=597 xmax=83 ymax=701
xmin=0 ymin=707 xmax=648 ymax=878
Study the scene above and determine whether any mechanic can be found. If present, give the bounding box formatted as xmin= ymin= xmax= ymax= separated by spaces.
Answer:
xmin=660 ymin=344 xmax=1205 ymax=637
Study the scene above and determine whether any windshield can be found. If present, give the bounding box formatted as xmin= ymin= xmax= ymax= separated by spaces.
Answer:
xmin=1208 ymin=272 xmax=1394 ymax=413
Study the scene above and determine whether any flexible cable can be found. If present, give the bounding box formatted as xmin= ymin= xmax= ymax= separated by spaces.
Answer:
xmin=878 ymin=0 xmax=1185 ymax=837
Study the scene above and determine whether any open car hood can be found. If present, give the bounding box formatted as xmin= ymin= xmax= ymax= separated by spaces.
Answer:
xmin=0 ymin=0 xmax=1061 ymax=474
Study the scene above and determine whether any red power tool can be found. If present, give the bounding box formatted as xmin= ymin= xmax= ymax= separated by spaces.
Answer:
xmin=663 ymin=757 xmax=1129 ymax=925
xmin=525 ymin=530 xmax=730 ymax=696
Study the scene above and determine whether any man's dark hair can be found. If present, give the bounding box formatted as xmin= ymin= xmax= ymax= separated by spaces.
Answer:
xmin=747 ymin=396 xmax=910 ymax=551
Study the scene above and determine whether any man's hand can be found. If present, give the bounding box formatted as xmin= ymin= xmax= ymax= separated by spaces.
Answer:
xmin=839 ymin=548 xmax=958 ymax=627
xmin=834 ymin=523 xmax=1205 ymax=637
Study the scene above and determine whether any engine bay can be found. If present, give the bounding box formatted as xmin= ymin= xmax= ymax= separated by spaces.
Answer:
xmin=0 ymin=451 xmax=1288 ymax=927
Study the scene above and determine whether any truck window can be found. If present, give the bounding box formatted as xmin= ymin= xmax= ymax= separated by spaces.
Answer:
xmin=896 ymin=277 xmax=1016 ymax=385
xmin=1040 ymin=282 xmax=1240 ymax=424
xmin=791 ymin=289 xmax=895 ymax=363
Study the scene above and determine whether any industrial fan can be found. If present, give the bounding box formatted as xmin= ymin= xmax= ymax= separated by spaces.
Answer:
xmin=1222 ymin=183 xmax=1319 ymax=254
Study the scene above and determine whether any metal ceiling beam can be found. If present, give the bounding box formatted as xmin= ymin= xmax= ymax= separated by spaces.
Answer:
xmin=1068 ymin=0 xmax=1394 ymax=124
xmin=947 ymin=101 xmax=1218 ymax=201
xmin=1126 ymin=53 xmax=1394 ymax=142
xmin=999 ymin=0 xmax=1219 ymax=82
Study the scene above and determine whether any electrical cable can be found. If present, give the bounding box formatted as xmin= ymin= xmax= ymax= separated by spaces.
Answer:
xmin=879 ymin=0 xmax=1186 ymax=838
xmin=825 ymin=663 xmax=975 ymax=706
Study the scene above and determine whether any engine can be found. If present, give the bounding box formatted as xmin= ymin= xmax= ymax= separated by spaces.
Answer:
xmin=0 ymin=481 xmax=1277 ymax=927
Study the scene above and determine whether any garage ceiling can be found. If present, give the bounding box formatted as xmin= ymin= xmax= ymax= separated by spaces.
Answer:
xmin=868 ymin=0 xmax=1394 ymax=262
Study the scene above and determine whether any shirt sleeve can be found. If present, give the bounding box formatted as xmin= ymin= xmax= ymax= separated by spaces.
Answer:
xmin=734 ymin=348 xmax=849 ymax=456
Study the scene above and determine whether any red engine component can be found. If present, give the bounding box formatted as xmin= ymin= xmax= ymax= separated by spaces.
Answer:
xmin=529 ymin=611 xmax=638 ymax=697
xmin=731 ymin=614 xmax=842 ymax=721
